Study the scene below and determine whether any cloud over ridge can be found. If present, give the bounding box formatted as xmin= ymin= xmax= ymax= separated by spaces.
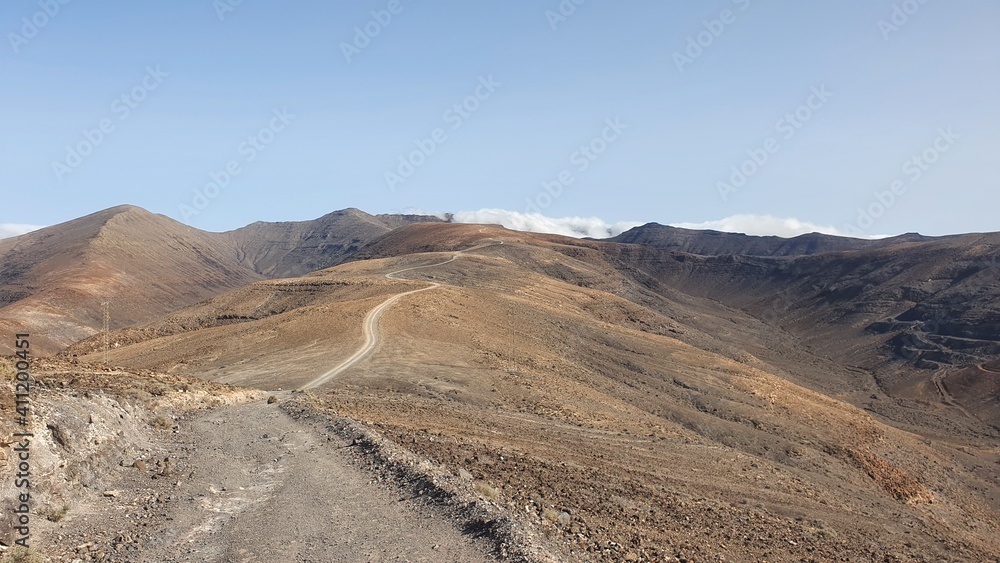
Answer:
xmin=450 ymin=209 xmax=642 ymax=239
xmin=669 ymin=215 xmax=883 ymax=239
xmin=449 ymin=210 xmax=890 ymax=240
xmin=0 ymin=224 xmax=44 ymax=240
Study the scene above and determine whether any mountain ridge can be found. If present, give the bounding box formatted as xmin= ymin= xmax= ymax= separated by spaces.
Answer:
xmin=605 ymin=221 xmax=939 ymax=256
xmin=0 ymin=205 xmax=439 ymax=354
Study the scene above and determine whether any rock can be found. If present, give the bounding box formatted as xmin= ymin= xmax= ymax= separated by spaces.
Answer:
xmin=48 ymin=423 xmax=69 ymax=449
xmin=624 ymin=552 xmax=639 ymax=562
xmin=267 ymin=395 xmax=278 ymax=404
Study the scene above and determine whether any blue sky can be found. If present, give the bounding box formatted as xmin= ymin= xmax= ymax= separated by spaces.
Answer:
xmin=1 ymin=0 xmax=998 ymax=238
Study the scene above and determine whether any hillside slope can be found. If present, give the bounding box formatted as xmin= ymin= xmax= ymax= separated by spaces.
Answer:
xmin=598 ymin=233 xmax=1000 ymax=426
xmin=0 ymin=206 xmax=440 ymax=355
xmin=224 ymin=207 xmax=441 ymax=278
xmin=0 ymin=206 xmax=262 ymax=354
xmin=70 ymin=223 xmax=1000 ymax=561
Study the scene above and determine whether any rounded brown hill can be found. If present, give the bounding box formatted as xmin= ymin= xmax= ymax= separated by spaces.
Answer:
xmin=0 ymin=205 xmax=442 ymax=355
xmin=0 ymin=205 xmax=262 ymax=354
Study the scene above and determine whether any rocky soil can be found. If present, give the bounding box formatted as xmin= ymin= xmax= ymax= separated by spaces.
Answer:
xmin=0 ymin=360 xmax=544 ymax=562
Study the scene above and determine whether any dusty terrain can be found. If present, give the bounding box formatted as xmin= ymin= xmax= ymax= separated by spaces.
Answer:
xmin=0 ymin=360 xmax=526 ymax=562
xmin=3 ymin=209 xmax=1000 ymax=561
xmin=53 ymin=222 xmax=1000 ymax=561
xmin=98 ymin=400 xmax=496 ymax=562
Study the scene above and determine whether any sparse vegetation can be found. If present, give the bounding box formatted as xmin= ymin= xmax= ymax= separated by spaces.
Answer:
xmin=41 ymin=502 xmax=72 ymax=522
xmin=148 ymin=412 xmax=173 ymax=430
xmin=147 ymin=382 xmax=171 ymax=396
xmin=540 ymin=507 xmax=561 ymax=523
xmin=473 ymin=481 xmax=500 ymax=501
xmin=0 ymin=361 xmax=15 ymax=447
xmin=0 ymin=360 xmax=13 ymax=383
xmin=121 ymin=387 xmax=152 ymax=403
xmin=0 ymin=547 xmax=44 ymax=563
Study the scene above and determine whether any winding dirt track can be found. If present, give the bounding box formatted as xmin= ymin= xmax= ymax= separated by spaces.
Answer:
xmin=302 ymin=255 xmax=458 ymax=389
xmin=303 ymin=241 xmax=500 ymax=390
xmin=932 ymin=369 xmax=974 ymax=419
xmin=79 ymin=241 xmax=508 ymax=562
xmin=978 ymin=363 xmax=1000 ymax=375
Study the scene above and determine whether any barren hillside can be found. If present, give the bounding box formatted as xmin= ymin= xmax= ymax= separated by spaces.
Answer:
xmin=0 ymin=206 xmax=262 ymax=355
xmin=223 ymin=207 xmax=442 ymax=278
xmin=65 ymin=222 xmax=1000 ymax=561
xmin=0 ymin=206 xmax=439 ymax=356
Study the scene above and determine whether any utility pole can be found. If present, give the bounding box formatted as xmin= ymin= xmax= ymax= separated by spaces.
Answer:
xmin=509 ymin=300 xmax=517 ymax=374
xmin=101 ymin=300 xmax=110 ymax=367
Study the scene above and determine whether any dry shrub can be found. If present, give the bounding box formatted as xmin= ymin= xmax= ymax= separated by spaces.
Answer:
xmin=149 ymin=413 xmax=173 ymax=430
xmin=39 ymin=502 xmax=71 ymax=523
xmin=121 ymin=387 xmax=152 ymax=403
xmin=0 ymin=547 xmax=44 ymax=563
xmin=474 ymin=481 xmax=500 ymax=501
xmin=147 ymin=382 xmax=171 ymax=396
xmin=847 ymin=448 xmax=933 ymax=503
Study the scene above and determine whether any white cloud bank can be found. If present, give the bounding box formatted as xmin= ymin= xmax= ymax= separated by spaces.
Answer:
xmin=0 ymin=224 xmax=44 ymax=240
xmin=670 ymin=215 xmax=891 ymax=239
xmin=450 ymin=210 xmax=891 ymax=240
xmin=450 ymin=209 xmax=642 ymax=239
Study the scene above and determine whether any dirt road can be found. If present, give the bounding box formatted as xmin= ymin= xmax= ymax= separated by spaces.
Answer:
xmin=304 ymin=241 xmax=501 ymax=390
xmin=932 ymin=369 xmax=974 ymax=419
xmin=136 ymin=400 xmax=492 ymax=562
xmin=302 ymin=254 xmax=459 ymax=389
xmin=45 ymin=241 xmax=509 ymax=562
